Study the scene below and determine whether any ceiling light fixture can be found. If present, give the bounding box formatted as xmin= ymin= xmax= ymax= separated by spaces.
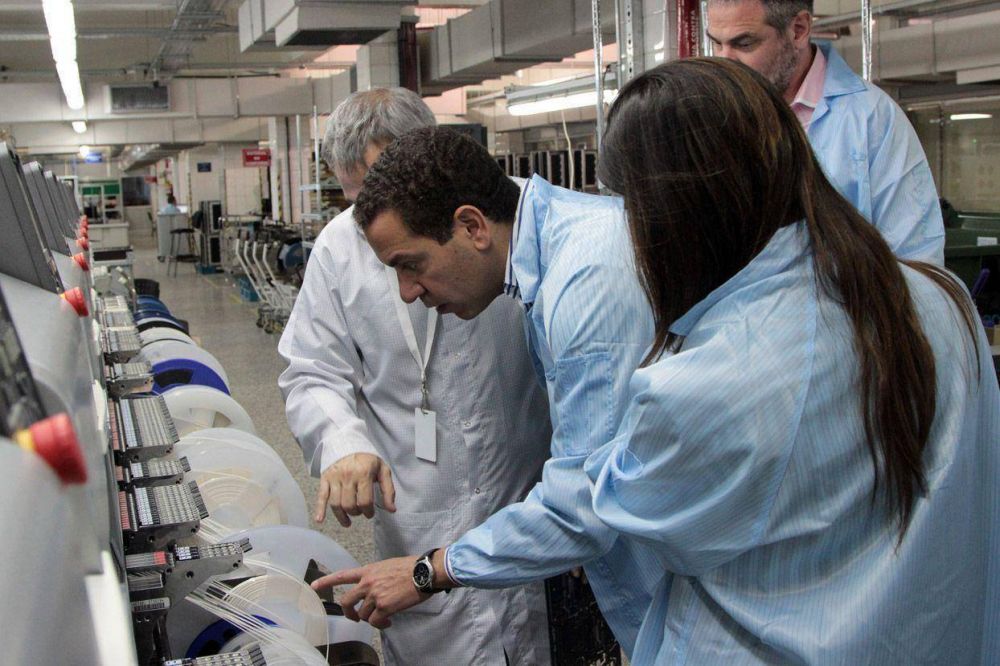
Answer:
xmin=72 ymin=120 xmax=87 ymax=134
xmin=950 ymin=113 xmax=993 ymax=121
xmin=506 ymin=71 xmax=618 ymax=117
xmin=79 ymin=144 xmax=90 ymax=158
xmin=42 ymin=0 xmax=85 ymax=110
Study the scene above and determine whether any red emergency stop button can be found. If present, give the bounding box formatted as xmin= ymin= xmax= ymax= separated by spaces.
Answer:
xmin=14 ymin=413 xmax=88 ymax=484
xmin=61 ymin=287 xmax=89 ymax=317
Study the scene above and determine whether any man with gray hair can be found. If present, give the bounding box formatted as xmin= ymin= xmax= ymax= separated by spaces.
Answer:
xmin=277 ymin=88 xmax=552 ymax=664
xmin=706 ymin=0 xmax=944 ymax=264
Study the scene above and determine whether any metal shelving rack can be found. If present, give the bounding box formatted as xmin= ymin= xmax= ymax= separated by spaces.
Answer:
xmin=294 ymin=108 xmax=344 ymax=248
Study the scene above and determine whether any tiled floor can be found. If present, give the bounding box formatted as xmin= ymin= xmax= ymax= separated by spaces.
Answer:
xmin=131 ymin=223 xmax=381 ymax=651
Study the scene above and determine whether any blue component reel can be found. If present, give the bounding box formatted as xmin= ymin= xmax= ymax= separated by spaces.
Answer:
xmin=152 ymin=358 xmax=230 ymax=395
xmin=186 ymin=616 xmax=277 ymax=659
xmin=278 ymin=241 xmax=305 ymax=271
xmin=136 ymin=295 xmax=171 ymax=316
xmin=135 ymin=313 xmax=189 ymax=335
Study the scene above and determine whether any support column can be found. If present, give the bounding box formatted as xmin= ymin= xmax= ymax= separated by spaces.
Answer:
xmin=267 ymin=117 xmax=292 ymax=224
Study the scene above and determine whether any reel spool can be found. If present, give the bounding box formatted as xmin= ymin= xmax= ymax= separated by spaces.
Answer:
xmin=139 ymin=327 xmax=196 ymax=347
xmin=142 ymin=340 xmax=231 ymax=395
xmin=135 ymin=295 xmax=171 ymax=316
xmin=142 ymin=340 xmax=229 ymax=386
xmin=174 ymin=428 xmax=284 ymax=468
xmin=232 ymin=525 xmax=377 ymax=651
xmin=180 ymin=438 xmax=308 ymax=542
xmin=135 ymin=313 xmax=189 ymax=335
xmin=182 ymin=575 xmax=328 ymax=663
xmin=162 ymin=385 xmax=256 ymax=437
xmin=173 ymin=527 xmax=377 ymax=664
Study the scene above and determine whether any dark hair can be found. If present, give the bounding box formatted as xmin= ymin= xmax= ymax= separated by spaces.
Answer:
xmin=599 ymin=57 xmax=979 ymax=537
xmin=354 ymin=127 xmax=520 ymax=243
xmin=166 ymin=194 xmax=176 ymax=205
xmin=710 ymin=0 xmax=812 ymax=31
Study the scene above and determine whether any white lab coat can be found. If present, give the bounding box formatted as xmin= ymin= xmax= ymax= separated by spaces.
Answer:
xmin=278 ymin=207 xmax=553 ymax=666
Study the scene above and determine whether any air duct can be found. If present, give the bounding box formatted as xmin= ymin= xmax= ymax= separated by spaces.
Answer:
xmin=239 ymin=0 xmax=407 ymax=52
xmin=421 ymin=0 xmax=615 ymax=94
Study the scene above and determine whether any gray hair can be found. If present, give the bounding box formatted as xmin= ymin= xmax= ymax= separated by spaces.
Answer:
xmin=710 ymin=0 xmax=812 ymax=31
xmin=322 ymin=88 xmax=437 ymax=173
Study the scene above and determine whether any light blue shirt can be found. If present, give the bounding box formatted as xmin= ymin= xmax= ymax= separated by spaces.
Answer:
xmin=446 ymin=176 xmax=663 ymax=655
xmin=811 ymin=42 xmax=945 ymax=264
xmin=587 ymin=222 xmax=1000 ymax=664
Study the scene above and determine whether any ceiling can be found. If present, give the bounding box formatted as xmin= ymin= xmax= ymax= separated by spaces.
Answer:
xmin=0 ymin=0 xmax=393 ymax=85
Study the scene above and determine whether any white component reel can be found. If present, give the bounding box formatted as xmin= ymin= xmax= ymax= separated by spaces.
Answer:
xmin=185 ymin=576 xmax=328 ymax=663
xmin=220 ymin=628 xmax=327 ymax=666
xmin=163 ymin=385 xmax=256 ymax=437
xmin=174 ymin=427 xmax=283 ymax=467
xmin=181 ymin=439 xmax=308 ymax=541
xmin=223 ymin=575 xmax=328 ymax=646
xmin=232 ymin=525 xmax=377 ymax=650
xmin=139 ymin=327 xmax=196 ymax=347
xmin=140 ymin=339 xmax=230 ymax=388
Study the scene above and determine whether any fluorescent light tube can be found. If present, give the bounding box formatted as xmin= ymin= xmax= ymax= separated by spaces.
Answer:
xmin=950 ymin=113 xmax=993 ymax=121
xmin=72 ymin=120 xmax=87 ymax=134
xmin=56 ymin=60 xmax=85 ymax=110
xmin=49 ymin=36 xmax=76 ymax=65
xmin=42 ymin=0 xmax=76 ymax=61
xmin=507 ymin=89 xmax=617 ymax=117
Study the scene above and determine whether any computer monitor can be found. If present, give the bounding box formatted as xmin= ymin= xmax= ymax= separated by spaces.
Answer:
xmin=0 ymin=145 xmax=62 ymax=292
xmin=22 ymin=162 xmax=68 ymax=256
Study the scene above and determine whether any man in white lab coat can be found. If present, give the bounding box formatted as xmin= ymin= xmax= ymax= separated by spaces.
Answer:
xmin=277 ymin=88 xmax=552 ymax=666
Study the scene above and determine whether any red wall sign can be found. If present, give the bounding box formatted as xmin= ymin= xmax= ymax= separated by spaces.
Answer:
xmin=242 ymin=148 xmax=272 ymax=167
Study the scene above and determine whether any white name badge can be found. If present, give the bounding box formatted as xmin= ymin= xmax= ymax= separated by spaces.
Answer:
xmin=415 ymin=408 xmax=437 ymax=462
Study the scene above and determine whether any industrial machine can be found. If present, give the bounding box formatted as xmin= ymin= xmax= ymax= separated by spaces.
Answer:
xmin=196 ymin=200 xmax=224 ymax=271
xmin=0 ymin=141 xmax=378 ymax=665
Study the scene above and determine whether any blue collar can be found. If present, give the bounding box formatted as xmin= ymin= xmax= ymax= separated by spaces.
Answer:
xmin=669 ymin=223 xmax=809 ymax=337
xmin=503 ymin=177 xmax=530 ymax=301
xmin=810 ymin=41 xmax=867 ymax=127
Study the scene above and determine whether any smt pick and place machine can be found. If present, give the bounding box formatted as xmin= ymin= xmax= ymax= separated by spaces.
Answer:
xmin=0 ymin=142 xmax=378 ymax=666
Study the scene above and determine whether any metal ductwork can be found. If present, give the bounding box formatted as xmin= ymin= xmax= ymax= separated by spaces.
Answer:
xmin=833 ymin=8 xmax=1000 ymax=86
xmin=239 ymin=0 xmax=407 ymax=52
xmin=120 ymin=143 xmax=203 ymax=173
xmin=238 ymin=0 xmax=276 ymax=51
xmin=420 ymin=0 xmax=615 ymax=95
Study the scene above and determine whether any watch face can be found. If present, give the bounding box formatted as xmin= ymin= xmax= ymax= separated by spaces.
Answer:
xmin=413 ymin=561 xmax=432 ymax=589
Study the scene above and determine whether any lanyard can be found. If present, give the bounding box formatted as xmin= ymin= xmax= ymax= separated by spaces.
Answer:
xmin=384 ymin=265 xmax=438 ymax=410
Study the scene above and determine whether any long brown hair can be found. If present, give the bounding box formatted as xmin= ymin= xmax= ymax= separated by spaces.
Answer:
xmin=598 ymin=57 xmax=979 ymax=535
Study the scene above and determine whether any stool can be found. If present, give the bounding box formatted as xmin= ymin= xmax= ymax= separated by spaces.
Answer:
xmin=167 ymin=228 xmax=197 ymax=277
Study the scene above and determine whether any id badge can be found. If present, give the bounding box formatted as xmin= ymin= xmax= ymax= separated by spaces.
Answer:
xmin=414 ymin=408 xmax=437 ymax=462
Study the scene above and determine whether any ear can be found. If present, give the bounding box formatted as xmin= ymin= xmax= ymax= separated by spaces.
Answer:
xmin=789 ymin=10 xmax=812 ymax=47
xmin=452 ymin=205 xmax=493 ymax=251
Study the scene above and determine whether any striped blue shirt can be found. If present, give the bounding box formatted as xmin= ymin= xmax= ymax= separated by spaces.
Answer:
xmin=586 ymin=222 xmax=1000 ymax=663
xmin=446 ymin=175 xmax=664 ymax=655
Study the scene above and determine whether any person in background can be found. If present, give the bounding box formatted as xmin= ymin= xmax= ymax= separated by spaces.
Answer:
xmin=277 ymin=88 xmax=553 ymax=666
xmin=585 ymin=57 xmax=999 ymax=664
xmin=706 ymin=0 xmax=945 ymax=264
xmin=159 ymin=193 xmax=181 ymax=215
xmin=310 ymin=127 xmax=663 ymax=659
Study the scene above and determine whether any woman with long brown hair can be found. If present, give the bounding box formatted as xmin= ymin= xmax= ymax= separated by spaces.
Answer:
xmin=586 ymin=57 xmax=1000 ymax=664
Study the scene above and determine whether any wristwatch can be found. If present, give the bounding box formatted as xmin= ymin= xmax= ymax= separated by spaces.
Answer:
xmin=412 ymin=548 xmax=448 ymax=595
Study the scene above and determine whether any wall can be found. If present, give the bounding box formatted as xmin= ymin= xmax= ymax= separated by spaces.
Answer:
xmin=174 ymin=144 xmax=268 ymax=216
xmin=912 ymin=106 xmax=1000 ymax=213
